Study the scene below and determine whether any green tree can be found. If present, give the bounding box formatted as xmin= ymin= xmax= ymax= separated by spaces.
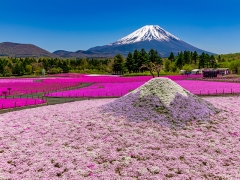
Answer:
xmin=3 ymin=66 xmax=12 ymax=76
xmin=61 ymin=61 xmax=70 ymax=73
xmin=139 ymin=48 xmax=149 ymax=72
xmin=125 ymin=52 xmax=134 ymax=73
xmin=148 ymin=49 xmax=158 ymax=63
xmin=217 ymin=55 xmax=222 ymax=62
xmin=168 ymin=52 xmax=175 ymax=62
xmin=133 ymin=49 xmax=141 ymax=72
xmin=192 ymin=51 xmax=198 ymax=64
xmin=229 ymin=60 xmax=240 ymax=74
xmin=209 ymin=55 xmax=217 ymax=68
xmin=205 ymin=53 xmax=210 ymax=68
xmin=183 ymin=51 xmax=191 ymax=64
xmin=182 ymin=64 xmax=194 ymax=74
xmin=175 ymin=52 xmax=184 ymax=69
xmin=49 ymin=67 xmax=63 ymax=74
xmin=164 ymin=59 xmax=171 ymax=72
xmin=113 ymin=54 xmax=125 ymax=74
xmin=25 ymin=65 xmax=33 ymax=75
xmin=80 ymin=58 xmax=88 ymax=70
xmin=13 ymin=62 xmax=25 ymax=76
xmin=198 ymin=52 xmax=206 ymax=69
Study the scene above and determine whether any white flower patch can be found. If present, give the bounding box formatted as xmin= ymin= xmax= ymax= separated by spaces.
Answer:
xmin=131 ymin=77 xmax=188 ymax=106
xmin=121 ymin=156 xmax=131 ymax=165
xmin=149 ymin=166 xmax=160 ymax=174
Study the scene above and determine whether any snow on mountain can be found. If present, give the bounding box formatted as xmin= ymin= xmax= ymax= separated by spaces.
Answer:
xmin=110 ymin=25 xmax=180 ymax=45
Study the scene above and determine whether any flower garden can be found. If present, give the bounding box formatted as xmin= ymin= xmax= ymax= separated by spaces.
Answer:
xmin=0 ymin=74 xmax=240 ymax=179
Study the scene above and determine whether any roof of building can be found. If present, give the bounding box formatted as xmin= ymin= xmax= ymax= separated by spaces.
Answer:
xmin=191 ymin=69 xmax=200 ymax=71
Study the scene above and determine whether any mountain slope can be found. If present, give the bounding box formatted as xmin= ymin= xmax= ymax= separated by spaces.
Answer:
xmin=52 ymin=50 xmax=110 ymax=58
xmin=110 ymin=25 xmax=180 ymax=45
xmin=88 ymin=25 xmax=215 ymax=57
xmin=0 ymin=42 xmax=57 ymax=58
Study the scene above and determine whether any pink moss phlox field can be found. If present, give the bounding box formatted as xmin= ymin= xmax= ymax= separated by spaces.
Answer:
xmin=0 ymin=74 xmax=201 ymax=97
xmin=176 ymin=80 xmax=240 ymax=95
xmin=78 ymin=74 xmax=201 ymax=83
xmin=0 ymin=98 xmax=46 ymax=109
xmin=0 ymin=78 xmax=80 ymax=96
xmin=46 ymin=79 xmax=240 ymax=98
xmin=46 ymin=82 xmax=145 ymax=97
xmin=1 ymin=97 xmax=240 ymax=179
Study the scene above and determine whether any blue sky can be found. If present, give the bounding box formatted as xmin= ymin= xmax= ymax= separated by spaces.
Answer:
xmin=0 ymin=0 xmax=239 ymax=54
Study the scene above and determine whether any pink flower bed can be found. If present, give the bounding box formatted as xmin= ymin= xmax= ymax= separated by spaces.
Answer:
xmin=176 ymin=80 xmax=240 ymax=95
xmin=46 ymin=79 xmax=240 ymax=98
xmin=0 ymin=75 xmax=201 ymax=97
xmin=76 ymin=74 xmax=201 ymax=83
xmin=0 ymin=98 xmax=46 ymax=109
xmin=0 ymin=97 xmax=239 ymax=179
xmin=46 ymin=82 xmax=144 ymax=97
xmin=0 ymin=78 xmax=80 ymax=96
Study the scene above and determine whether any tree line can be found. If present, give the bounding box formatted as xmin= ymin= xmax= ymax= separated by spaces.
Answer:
xmin=0 ymin=57 xmax=113 ymax=76
xmin=112 ymin=49 xmax=217 ymax=75
xmin=0 ymin=49 xmax=239 ymax=77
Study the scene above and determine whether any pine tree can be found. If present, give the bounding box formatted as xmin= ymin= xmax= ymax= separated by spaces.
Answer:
xmin=205 ymin=53 xmax=210 ymax=68
xmin=139 ymin=48 xmax=149 ymax=72
xmin=148 ymin=49 xmax=158 ymax=63
xmin=209 ymin=55 xmax=217 ymax=68
xmin=175 ymin=51 xmax=184 ymax=69
xmin=164 ymin=60 xmax=171 ymax=72
xmin=168 ymin=52 xmax=175 ymax=62
xmin=125 ymin=52 xmax=134 ymax=73
xmin=183 ymin=51 xmax=191 ymax=64
xmin=133 ymin=49 xmax=140 ymax=72
xmin=198 ymin=52 xmax=206 ymax=69
xmin=192 ymin=51 xmax=198 ymax=65
xmin=217 ymin=55 xmax=222 ymax=62
xmin=113 ymin=54 xmax=125 ymax=74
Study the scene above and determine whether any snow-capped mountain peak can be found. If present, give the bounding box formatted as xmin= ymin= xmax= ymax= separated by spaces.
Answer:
xmin=110 ymin=25 xmax=180 ymax=45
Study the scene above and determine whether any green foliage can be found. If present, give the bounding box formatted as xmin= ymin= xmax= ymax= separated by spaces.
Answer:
xmin=112 ymin=54 xmax=125 ymax=74
xmin=164 ymin=60 xmax=171 ymax=72
xmin=79 ymin=58 xmax=88 ymax=70
xmin=198 ymin=52 xmax=206 ymax=69
xmin=182 ymin=64 xmax=195 ymax=73
xmin=168 ymin=52 xmax=175 ymax=62
xmin=228 ymin=60 xmax=240 ymax=74
xmin=0 ymin=51 xmax=239 ymax=77
xmin=192 ymin=51 xmax=198 ymax=64
xmin=0 ymin=57 xmax=114 ymax=76
xmin=25 ymin=65 xmax=33 ymax=75
xmin=175 ymin=52 xmax=184 ymax=69
xmin=216 ymin=53 xmax=240 ymax=63
xmin=13 ymin=62 xmax=25 ymax=76
xmin=49 ymin=67 xmax=63 ymax=74
xmin=183 ymin=51 xmax=191 ymax=64
xmin=125 ymin=52 xmax=134 ymax=73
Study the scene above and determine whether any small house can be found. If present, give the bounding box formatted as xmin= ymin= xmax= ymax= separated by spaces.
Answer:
xmin=191 ymin=69 xmax=200 ymax=75
xmin=216 ymin=68 xmax=229 ymax=75
xmin=180 ymin=70 xmax=186 ymax=75
xmin=202 ymin=69 xmax=218 ymax=78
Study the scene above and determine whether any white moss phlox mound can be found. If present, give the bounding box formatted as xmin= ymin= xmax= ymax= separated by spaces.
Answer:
xmin=131 ymin=77 xmax=188 ymax=106
xmin=101 ymin=78 xmax=220 ymax=128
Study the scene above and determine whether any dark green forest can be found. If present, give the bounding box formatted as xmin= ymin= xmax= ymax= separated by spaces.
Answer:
xmin=0 ymin=49 xmax=239 ymax=77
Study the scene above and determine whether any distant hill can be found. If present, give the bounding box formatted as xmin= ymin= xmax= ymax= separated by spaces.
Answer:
xmin=218 ymin=53 xmax=240 ymax=61
xmin=52 ymin=50 xmax=112 ymax=58
xmin=0 ymin=42 xmax=57 ymax=58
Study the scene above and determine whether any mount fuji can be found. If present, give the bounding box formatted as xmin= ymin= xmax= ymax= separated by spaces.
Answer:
xmin=53 ymin=25 xmax=215 ymax=58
